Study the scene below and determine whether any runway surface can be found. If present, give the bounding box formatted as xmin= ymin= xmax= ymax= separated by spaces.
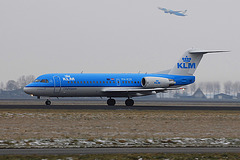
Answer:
xmin=0 ymin=148 xmax=240 ymax=155
xmin=0 ymin=99 xmax=240 ymax=110
xmin=1 ymin=104 xmax=240 ymax=110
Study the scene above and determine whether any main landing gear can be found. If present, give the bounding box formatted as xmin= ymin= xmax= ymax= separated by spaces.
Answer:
xmin=107 ymin=98 xmax=134 ymax=106
xmin=45 ymin=99 xmax=51 ymax=105
xmin=107 ymin=98 xmax=116 ymax=106
xmin=125 ymin=98 xmax=134 ymax=106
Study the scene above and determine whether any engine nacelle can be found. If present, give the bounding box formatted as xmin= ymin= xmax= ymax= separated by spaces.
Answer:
xmin=141 ymin=77 xmax=175 ymax=88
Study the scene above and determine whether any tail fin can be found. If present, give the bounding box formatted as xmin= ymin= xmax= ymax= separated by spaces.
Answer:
xmin=168 ymin=49 xmax=229 ymax=76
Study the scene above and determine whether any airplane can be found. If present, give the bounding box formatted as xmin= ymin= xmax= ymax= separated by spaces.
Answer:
xmin=158 ymin=7 xmax=187 ymax=16
xmin=24 ymin=49 xmax=228 ymax=106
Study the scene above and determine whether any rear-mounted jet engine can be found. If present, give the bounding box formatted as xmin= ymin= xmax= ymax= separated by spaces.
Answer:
xmin=141 ymin=77 xmax=175 ymax=88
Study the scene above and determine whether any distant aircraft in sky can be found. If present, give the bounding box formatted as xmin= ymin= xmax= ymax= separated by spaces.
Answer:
xmin=158 ymin=7 xmax=187 ymax=16
xmin=24 ymin=49 xmax=228 ymax=106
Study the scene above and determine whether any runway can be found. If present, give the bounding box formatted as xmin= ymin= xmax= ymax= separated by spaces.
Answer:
xmin=1 ymin=148 xmax=240 ymax=155
xmin=1 ymin=104 xmax=240 ymax=110
xmin=1 ymin=99 xmax=240 ymax=110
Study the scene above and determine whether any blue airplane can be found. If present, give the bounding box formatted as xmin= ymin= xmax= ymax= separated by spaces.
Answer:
xmin=158 ymin=7 xmax=187 ymax=16
xmin=24 ymin=49 xmax=228 ymax=106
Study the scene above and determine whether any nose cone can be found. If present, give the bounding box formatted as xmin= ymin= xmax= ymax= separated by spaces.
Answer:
xmin=23 ymin=83 xmax=35 ymax=95
xmin=23 ymin=86 xmax=32 ymax=94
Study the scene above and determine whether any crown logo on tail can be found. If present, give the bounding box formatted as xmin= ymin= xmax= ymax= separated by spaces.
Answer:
xmin=182 ymin=56 xmax=191 ymax=62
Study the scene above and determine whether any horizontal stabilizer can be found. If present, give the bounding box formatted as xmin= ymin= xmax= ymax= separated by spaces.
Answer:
xmin=189 ymin=50 xmax=230 ymax=54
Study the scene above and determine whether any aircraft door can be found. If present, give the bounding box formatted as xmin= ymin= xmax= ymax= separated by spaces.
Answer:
xmin=53 ymin=76 xmax=61 ymax=93
xmin=116 ymin=79 xmax=121 ymax=86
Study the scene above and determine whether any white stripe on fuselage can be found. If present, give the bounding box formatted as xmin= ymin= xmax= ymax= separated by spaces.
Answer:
xmin=24 ymin=86 xmax=145 ymax=97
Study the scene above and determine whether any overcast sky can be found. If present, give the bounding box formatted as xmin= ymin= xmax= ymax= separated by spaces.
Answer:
xmin=0 ymin=0 xmax=239 ymax=83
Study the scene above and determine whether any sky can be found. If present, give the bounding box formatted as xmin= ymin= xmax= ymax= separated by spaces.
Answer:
xmin=0 ymin=0 xmax=239 ymax=84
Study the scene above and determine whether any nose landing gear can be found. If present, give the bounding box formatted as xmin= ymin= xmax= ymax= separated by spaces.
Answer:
xmin=45 ymin=99 xmax=51 ymax=105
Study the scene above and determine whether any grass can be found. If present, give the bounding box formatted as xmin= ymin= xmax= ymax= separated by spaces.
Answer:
xmin=0 ymin=109 xmax=240 ymax=149
xmin=1 ymin=109 xmax=240 ymax=140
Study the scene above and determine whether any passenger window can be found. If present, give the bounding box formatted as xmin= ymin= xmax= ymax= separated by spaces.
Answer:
xmin=122 ymin=81 xmax=124 ymax=84
xmin=68 ymin=81 xmax=70 ymax=84
xmin=103 ymin=81 xmax=105 ymax=84
xmin=182 ymin=79 xmax=187 ymax=83
xmin=71 ymin=81 xmax=73 ymax=84
xmin=93 ymin=81 xmax=95 ymax=83
xmin=134 ymin=81 xmax=136 ymax=83
xmin=74 ymin=81 xmax=76 ymax=84
xmin=90 ymin=81 xmax=92 ymax=83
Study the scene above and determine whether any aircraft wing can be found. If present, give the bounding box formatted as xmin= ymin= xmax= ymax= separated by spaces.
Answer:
xmin=174 ymin=11 xmax=182 ymax=13
xmin=158 ymin=7 xmax=167 ymax=11
xmin=102 ymin=87 xmax=182 ymax=93
xmin=103 ymin=88 xmax=165 ymax=93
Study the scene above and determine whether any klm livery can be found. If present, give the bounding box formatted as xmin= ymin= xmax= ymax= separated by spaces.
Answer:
xmin=24 ymin=49 xmax=227 ymax=106
xmin=158 ymin=7 xmax=187 ymax=17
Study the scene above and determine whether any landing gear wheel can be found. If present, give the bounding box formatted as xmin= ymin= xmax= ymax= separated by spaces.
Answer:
xmin=45 ymin=99 xmax=51 ymax=105
xmin=107 ymin=99 xmax=116 ymax=106
xmin=125 ymin=99 xmax=134 ymax=106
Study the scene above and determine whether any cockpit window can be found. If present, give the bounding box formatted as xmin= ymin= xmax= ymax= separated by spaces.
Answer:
xmin=34 ymin=79 xmax=41 ymax=82
xmin=40 ymin=79 xmax=49 ymax=83
xmin=34 ymin=79 xmax=49 ymax=83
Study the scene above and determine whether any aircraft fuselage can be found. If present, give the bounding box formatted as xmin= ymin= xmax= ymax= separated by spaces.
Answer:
xmin=24 ymin=73 xmax=195 ymax=97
